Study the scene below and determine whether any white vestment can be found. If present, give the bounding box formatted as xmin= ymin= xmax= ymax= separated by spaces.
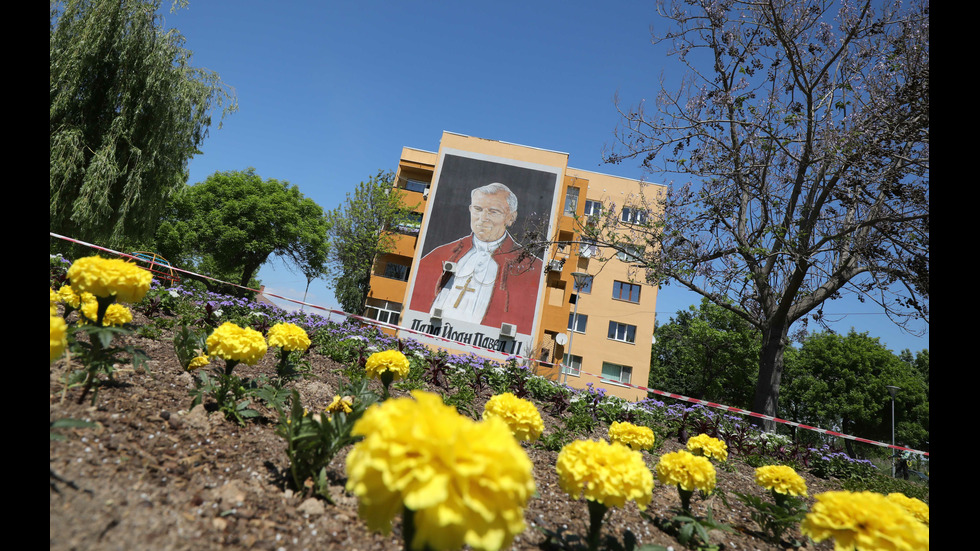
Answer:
xmin=430 ymin=233 xmax=504 ymax=324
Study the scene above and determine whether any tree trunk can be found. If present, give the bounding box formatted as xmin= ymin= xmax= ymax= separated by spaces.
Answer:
xmin=751 ymin=323 xmax=789 ymax=432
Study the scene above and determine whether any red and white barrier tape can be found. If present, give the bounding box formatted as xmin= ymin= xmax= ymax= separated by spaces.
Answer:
xmin=51 ymin=232 xmax=929 ymax=457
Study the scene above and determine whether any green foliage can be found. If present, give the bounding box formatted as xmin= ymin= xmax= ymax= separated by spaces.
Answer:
xmin=172 ymin=324 xmax=208 ymax=370
xmin=50 ymin=0 xmax=237 ymax=251
xmin=782 ymin=330 xmax=929 ymax=450
xmin=842 ymin=470 xmax=929 ymax=502
xmin=732 ymin=490 xmax=807 ymax=546
xmin=440 ymin=371 xmax=478 ymax=419
xmin=649 ymin=298 xmax=760 ymax=409
xmin=808 ymin=450 xmax=877 ymax=482
xmin=326 ymin=170 xmax=416 ymax=313
xmin=649 ymin=503 xmax=732 ymax=551
xmin=155 ymin=168 xmax=329 ymax=289
xmin=188 ymin=369 xmax=265 ymax=426
xmin=63 ymin=299 xmax=150 ymax=406
xmin=275 ymin=382 xmax=379 ymax=502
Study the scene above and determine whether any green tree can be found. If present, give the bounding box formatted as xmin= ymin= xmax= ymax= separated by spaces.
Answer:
xmin=590 ymin=0 xmax=928 ymax=429
xmin=781 ymin=330 xmax=928 ymax=454
xmin=50 ymin=0 xmax=237 ymax=252
xmin=649 ymin=298 xmax=760 ymax=409
xmin=326 ymin=170 xmax=415 ymax=313
xmin=155 ymin=169 xmax=329 ymax=291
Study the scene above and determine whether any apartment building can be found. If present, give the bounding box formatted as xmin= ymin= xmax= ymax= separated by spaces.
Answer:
xmin=364 ymin=131 xmax=664 ymax=401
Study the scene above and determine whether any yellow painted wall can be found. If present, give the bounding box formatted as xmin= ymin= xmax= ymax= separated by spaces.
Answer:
xmin=366 ymin=133 xmax=665 ymax=402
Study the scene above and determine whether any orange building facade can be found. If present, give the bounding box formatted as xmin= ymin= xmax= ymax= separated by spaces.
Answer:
xmin=364 ymin=132 xmax=664 ymax=401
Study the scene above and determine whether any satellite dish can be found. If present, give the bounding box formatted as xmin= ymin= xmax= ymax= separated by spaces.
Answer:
xmin=555 ymin=333 xmax=569 ymax=346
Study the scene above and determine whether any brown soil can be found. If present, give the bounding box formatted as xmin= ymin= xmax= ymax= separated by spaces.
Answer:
xmin=50 ymin=312 xmax=844 ymax=551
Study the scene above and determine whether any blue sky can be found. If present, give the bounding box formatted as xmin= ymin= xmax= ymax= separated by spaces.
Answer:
xmin=161 ymin=0 xmax=928 ymax=354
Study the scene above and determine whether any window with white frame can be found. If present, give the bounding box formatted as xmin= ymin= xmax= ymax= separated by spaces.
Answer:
xmin=568 ymin=312 xmax=588 ymax=333
xmin=607 ymin=321 xmax=637 ymax=343
xmin=616 ymin=245 xmax=644 ymax=263
xmin=583 ymin=199 xmax=602 ymax=217
xmin=601 ymin=362 xmax=632 ymax=385
xmin=364 ymin=299 xmax=402 ymax=325
xmin=620 ymin=206 xmax=648 ymax=225
xmin=561 ymin=353 xmax=582 ymax=377
xmin=612 ymin=280 xmax=641 ymax=303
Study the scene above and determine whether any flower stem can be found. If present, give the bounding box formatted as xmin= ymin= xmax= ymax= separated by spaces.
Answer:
xmin=678 ymin=486 xmax=694 ymax=514
xmin=380 ymin=371 xmax=394 ymax=400
xmin=402 ymin=506 xmax=417 ymax=550
xmin=586 ymin=499 xmax=608 ymax=551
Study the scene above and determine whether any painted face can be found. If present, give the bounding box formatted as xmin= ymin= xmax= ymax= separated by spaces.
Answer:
xmin=469 ymin=191 xmax=517 ymax=242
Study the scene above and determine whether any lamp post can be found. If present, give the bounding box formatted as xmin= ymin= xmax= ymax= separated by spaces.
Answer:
xmin=562 ymin=271 xmax=590 ymax=386
xmin=885 ymin=385 xmax=900 ymax=477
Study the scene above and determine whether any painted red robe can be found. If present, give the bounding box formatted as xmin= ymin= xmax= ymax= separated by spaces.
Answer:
xmin=408 ymin=233 xmax=542 ymax=334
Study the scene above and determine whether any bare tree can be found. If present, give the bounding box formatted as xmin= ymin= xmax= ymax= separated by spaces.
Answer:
xmin=593 ymin=0 xmax=928 ymax=429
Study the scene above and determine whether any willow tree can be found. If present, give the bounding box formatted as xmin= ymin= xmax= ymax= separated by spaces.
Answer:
xmin=50 ymin=0 xmax=237 ymax=251
xmin=593 ymin=0 xmax=928 ymax=429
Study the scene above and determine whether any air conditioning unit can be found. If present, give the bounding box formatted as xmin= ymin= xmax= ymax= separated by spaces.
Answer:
xmin=499 ymin=323 xmax=517 ymax=338
xmin=547 ymin=259 xmax=564 ymax=272
xmin=431 ymin=308 xmax=443 ymax=320
xmin=443 ymin=261 xmax=456 ymax=273
xmin=422 ymin=188 xmax=430 ymax=198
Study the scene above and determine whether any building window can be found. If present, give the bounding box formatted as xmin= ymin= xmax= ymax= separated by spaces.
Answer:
xmin=612 ymin=280 xmax=641 ymax=303
xmin=620 ymin=206 xmax=648 ymax=225
xmin=383 ymin=262 xmax=410 ymax=281
xmin=568 ymin=312 xmax=588 ymax=333
xmin=365 ymin=299 xmax=402 ymax=325
xmin=404 ymin=179 xmax=429 ymax=193
xmin=561 ymin=353 xmax=582 ymax=377
xmin=564 ymin=187 xmax=580 ymax=216
xmin=583 ymin=199 xmax=602 ymax=217
xmin=616 ymin=245 xmax=644 ymax=263
xmin=394 ymin=212 xmax=423 ymax=235
xmin=601 ymin=362 xmax=632 ymax=385
xmin=580 ymin=237 xmax=598 ymax=258
xmin=607 ymin=321 xmax=637 ymax=343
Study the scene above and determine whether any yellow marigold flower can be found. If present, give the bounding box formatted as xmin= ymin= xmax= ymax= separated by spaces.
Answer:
xmin=754 ymin=465 xmax=807 ymax=497
xmin=57 ymin=285 xmax=82 ymax=308
xmin=81 ymin=301 xmax=133 ymax=326
xmin=66 ymin=256 xmax=152 ymax=303
xmin=887 ymin=493 xmax=929 ymax=525
xmin=187 ymin=355 xmax=210 ymax=371
xmin=325 ymin=395 xmax=353 ymax=414
xmin=655 ymin=450 xmax=717 ymax=494
xmin=686 ymin=433 xmax=728 ymax=461
xmin=206 ymin=322 xmax=268 ymax=366
xmin=267 ymin=322 xmax=311 ymax=352
xmin=482 ymin=392 xmax=544 ymax=442
xmin=51 ymin=315 xmax=68 ymax=362
xmin=556 ymin=439 xmax=654 ymax=511
xmin=345 ymin=391 xmax=535 ymax=551
xmin=801 ymin=491 xmax=929 ymax=551
xmin=608 ymin=421 xmax=656 ymax=451
xmin=50 ymin=288 xmax=58 ymax=314
xmin=364 ymin=349 xmax=411 ymax=381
